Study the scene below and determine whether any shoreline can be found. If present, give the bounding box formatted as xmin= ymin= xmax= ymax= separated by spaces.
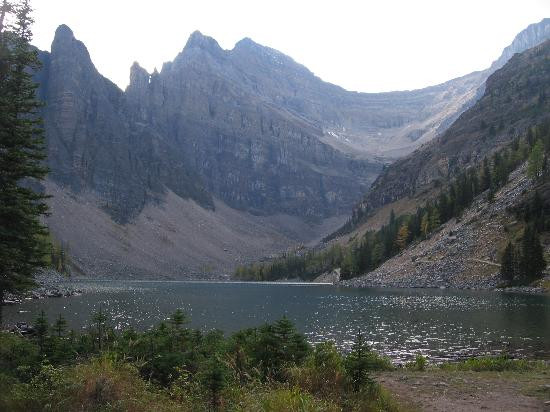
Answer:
xmin=3 ymin=269 xmax=83 ymax=305
xmin=3 ymin=273 xmax=547 ymax=307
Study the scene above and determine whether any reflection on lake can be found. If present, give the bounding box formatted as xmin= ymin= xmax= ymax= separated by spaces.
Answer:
xmin=4 ymin=281 xmax=550 ymax=362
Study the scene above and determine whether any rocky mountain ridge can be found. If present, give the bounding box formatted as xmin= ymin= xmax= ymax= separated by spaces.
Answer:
xmin=338 ymin=39 xmax=550 ymax=238
xmin=40 ymin=25 xmax=380 ymax=224
xmin=35 ymin=19 xmax=550 ymax=278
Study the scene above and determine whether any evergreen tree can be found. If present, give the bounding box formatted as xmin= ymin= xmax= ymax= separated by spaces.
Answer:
xmin=389 ymin=209 xmax=396 ymax=227
xmin=372 ymin=242 xmax=384 ymax=266
xmin=200 ymin=357 xmax=228 ymax=411
xmin=0 ymin=0 xmax=49 ymax=326
xmin=91 ymin=306 xmax=109 ymax=351
xmin=519 ymin=225 xmax=546 ymax=282
xmin=34 ymin=309 xmax=48 ymax=351
xmin=500 ymin=242 xmax=516 ymax=285
xmin=53 ymin=313 xmax=67 ymax=337
xmin=421 ymin=213 xmax=430 ymax=238
xmin=396 ymin=223 xmax=409 ymax=250
xmin=527 ymin=140 xmax=544 ymax=180
xmin=273 ymin=316 xmax=309 ymax=364
xmin=170 ymin=309 xmax=188 ymax=329
xmin=429 ymin=209 xmax=440 ymax=232
xmin=437 ymin=192 xmax=450 ymax=222
xmin=344 ymin=331 xmax=374 ymax=392
xmin=481 ymin=157 xmax=492 ymax=192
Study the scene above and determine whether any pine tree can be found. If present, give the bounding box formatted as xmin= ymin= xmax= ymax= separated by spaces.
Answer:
xmin=437 ymin=192 xmax=450 ymax=222
xmin=34 ymin=309 xmax=49 ymax=351
xmin=421 ymin=213 xmax=430 ymax=238
xmin=0 ymin=0 xmax=49 ymax=326
xmin=91 ymin=306 xmax=109 ymax=350
xmin=429 ymin=209 xmax=440 ymax=231
xmin=344 ymin=331 xmax=374 ymax=392
xmin=527 ymin=140 xmax=545 ymax=180
xmin=170 ymin=309 xmax=188 ymax=329
xmin=519 ymin=225 xmax=546 ymax=283
xmin=53 ymin=313 xmax=67 ymax=337
xmin=500 ymin=242 xmax=516 ymax=285
xmin=200 ymin=357 xmax=228 ymax=411
xmin=396 ymin=223 xmax=410 ymax=250
xmin=389 ymin=209 xmax=396 ymax=226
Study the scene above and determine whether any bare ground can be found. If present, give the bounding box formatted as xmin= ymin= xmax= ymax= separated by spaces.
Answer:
xmin=377 ymin=370 xmax=550 ymax=412
xmin=44 ymin=180 xmax=346 ymax=279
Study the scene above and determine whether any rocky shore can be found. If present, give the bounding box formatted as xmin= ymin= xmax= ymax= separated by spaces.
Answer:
xmin=3 ymin=270 xmax=83 ymax=305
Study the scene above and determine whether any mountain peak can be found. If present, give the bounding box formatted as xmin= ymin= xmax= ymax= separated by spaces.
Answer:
xmin=491 ymin=17 xmax=550 ymax=71
xmin=51 ymin=23 xmax=92 ymax=66
xmin=184 ymin=30 xmax=222 ymax=53
xmin=128 ymin=61 xmax=149 ymax=90
xmin=54 ymin=24 xmax=74 ymax=39
xmin=234 ymin=37 xmax=258 ymax=49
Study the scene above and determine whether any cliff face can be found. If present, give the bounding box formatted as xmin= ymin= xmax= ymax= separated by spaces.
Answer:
xmin=124 ymin=34 xmax=380 ymax=218
xmin=40 ymin=27 xmax=383 ymax=223
xmin=39 ymin=19 xmax=550 ymax=224
xmin=491 ymin=18 xmax=550 ymax=71
xmin=41 ymin=25 xmax=213 ymax=223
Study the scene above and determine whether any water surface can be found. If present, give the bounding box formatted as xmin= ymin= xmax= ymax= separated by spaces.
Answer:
xmin=4 ymin=281 xmax=550 ymax=362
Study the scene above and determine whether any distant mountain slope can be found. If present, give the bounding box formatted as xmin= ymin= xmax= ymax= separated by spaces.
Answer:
xmin=39 ymin=26 xmax=380 ymax=224
xmin=342 ymin=164 xmax=534 ymax=289
xmin=338 ymin=39 xmax=550 ymax=236
xmin=34 ymin=19 xmax=550 ymax=278
xmin=44 ymin=181 xmax=345 ymax=279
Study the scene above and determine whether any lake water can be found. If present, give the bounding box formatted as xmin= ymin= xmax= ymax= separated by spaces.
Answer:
xmin=4 ymin=281 xmax=550 ymax=362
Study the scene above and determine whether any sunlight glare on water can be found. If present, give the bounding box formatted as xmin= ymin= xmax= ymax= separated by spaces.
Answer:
xmin=5 ymin=281 xmax=550 ymax=363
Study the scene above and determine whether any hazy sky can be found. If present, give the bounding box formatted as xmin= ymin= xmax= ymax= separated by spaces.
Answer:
xmin=31 ymin=0 xmax=549 ymax=93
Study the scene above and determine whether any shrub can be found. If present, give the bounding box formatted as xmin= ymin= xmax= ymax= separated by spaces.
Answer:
xmin=0 ymin=332 xmax=41 ymax=382
xmin=290 ymin=341 xmax=346 ymax=398
xmin=406 ymin=354 xmax=427 ymax=371
xmin=237 ymin=386 xmax=340 ymax=412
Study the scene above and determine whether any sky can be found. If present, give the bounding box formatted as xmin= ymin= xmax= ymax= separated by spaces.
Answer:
xmin=31 ymin=0 xmax=550 ymax=93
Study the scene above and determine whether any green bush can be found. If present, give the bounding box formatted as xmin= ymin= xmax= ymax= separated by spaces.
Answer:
xmin=0 ymin=314 xmax=405 ymax=411
xmin=405 ymin=354 xmax=427 ymax=371
xmin=290 ymin=341 xmax=346 ymax=398
xmin=0 ymin=332 xmax=41 ymax=382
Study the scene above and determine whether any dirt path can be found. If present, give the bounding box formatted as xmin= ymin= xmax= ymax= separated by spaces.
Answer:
xmin=376 ymin=370 xmax=550 ymax=412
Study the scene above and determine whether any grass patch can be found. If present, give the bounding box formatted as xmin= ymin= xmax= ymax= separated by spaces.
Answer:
xmin=439 ymin=356 xmax=548 ymax=372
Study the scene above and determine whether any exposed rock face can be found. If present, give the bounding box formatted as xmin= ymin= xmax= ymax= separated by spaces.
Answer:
xmin=39 ymin=20 xmax=550 ymax=224
xmin=41 ymin=25 xmax=212 ymax=223
xmin=344 ymin=39 xmax=550 ymax=232
xmin=39 ymin=27 xmax=380 ymax=223
xmin=490 ymin=18 xmax=550 ymax=71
